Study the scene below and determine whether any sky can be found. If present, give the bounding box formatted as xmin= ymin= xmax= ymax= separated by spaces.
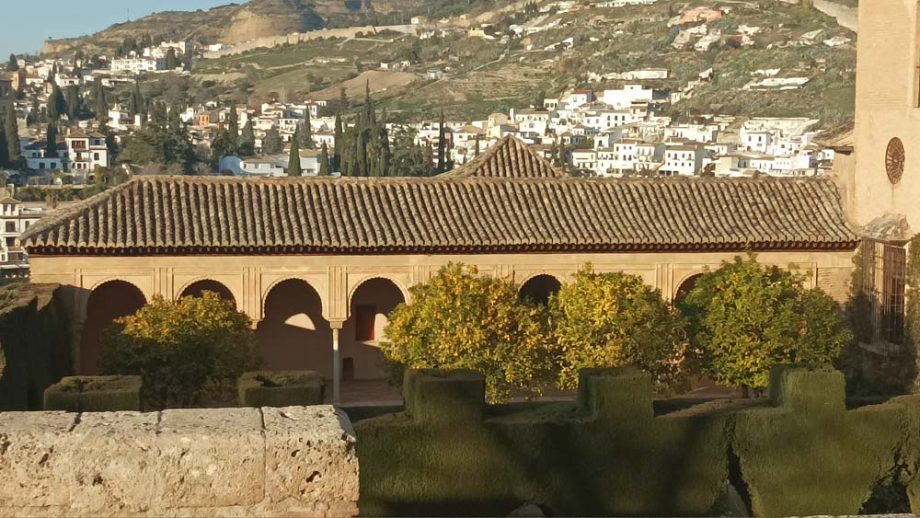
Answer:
xmin=1 ymin=0 xmax=231 ymax=58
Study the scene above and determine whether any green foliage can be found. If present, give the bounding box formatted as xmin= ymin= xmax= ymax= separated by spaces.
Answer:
xmin=44 ymin=375 xmax=141 ymax=412
xmin=549 ymin=266 xmax=687 ymax=390
xmin=907 ymin=235 xmax=920 ymax=393
xmin=733 ymin=366 xmax=906 ymax=516
xmin=262 ymin=127 xmax=283 ymax=154
xmin=7 ymin=54 xmax=18 ymax=72
xmin=354 ymin=368 xmax=733 ymax=516
xmin=390 ymin=126 xmax=433 ymax=177
xmin=382 ymin=264 xmax=551 ymax=402
xmin=318 ymin=142 xmax=331 ymax=175
xmin=680 ymin=255 xmax=852 ymax=391
xmin=238 ymin=370 xmax=325 ymax=407
xmin=4 ymin=110 xmax=19 ymax=163
xmin=239 ymin=120 xmax=255 ymax=156
xmin=286 ymin=126 xmax=302 ymax=176
xmin=99 ymin=292 xmax=260 ymax=409
xmin=118 ymin=101 xmax=196 ymax=172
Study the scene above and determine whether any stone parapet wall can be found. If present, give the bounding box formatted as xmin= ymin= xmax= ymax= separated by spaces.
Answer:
xmin=0 ymin=406 xmax=359 ymax=517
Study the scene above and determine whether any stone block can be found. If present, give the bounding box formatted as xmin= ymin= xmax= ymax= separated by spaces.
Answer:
xmin=0 ymin=412 xmax=76 ymax=507
xmin=65 ymin=411 xmax=158 ymax=515
xmin=155 ymin=408 xmax=265 ymax=509
xmin=262 ymin=405 xmax=359 ymax=514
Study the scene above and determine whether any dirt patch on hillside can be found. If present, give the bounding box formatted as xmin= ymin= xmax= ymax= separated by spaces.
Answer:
xmin=311 ymin=70 xmax=420 ymax=101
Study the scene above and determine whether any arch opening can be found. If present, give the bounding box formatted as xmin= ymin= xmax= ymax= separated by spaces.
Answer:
xmin=257 ymin=279 xmax=331 ymax=377
xmin=80 ymin=280 xmax=146 ymax=375
xmin=675 ymin=274 xmax=704 ymax=303
xmin=180 ymin=280 xmax=236 ymax=307
xmin=519 ymin=274 xmax=563 ymax=305
xmin=343 ymin=278 xmax=407 ymax=380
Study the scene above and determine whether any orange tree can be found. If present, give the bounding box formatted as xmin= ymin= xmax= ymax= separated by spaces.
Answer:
xmin=382 ymin=263 xmax=552 ymax=402
xmin=678 ymin=255 xmax=852 ymax=394
xmin=99 ymin=291 xmax=260 ymax=408
xmin=548 ymin=266 xmax=688 ymax=391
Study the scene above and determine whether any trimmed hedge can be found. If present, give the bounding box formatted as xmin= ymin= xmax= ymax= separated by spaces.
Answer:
xmin=44 ymin=375 xmax=142 ymax=412
xmin=355 ymin=368 xmax=734 ymax=516
xmin=352 ymin=366 xmax=920 ymax=517
xmin=0 ymin=284 xmax=71 ymax=410
xmin=238 ymin=370 xmax=325 ymax=408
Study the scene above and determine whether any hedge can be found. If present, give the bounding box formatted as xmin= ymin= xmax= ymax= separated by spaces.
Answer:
xmin=238 ymin=370 xmax=325 ymax=408
xmin=44 ymin=375 xmax=142 ymax=412
xmin=0 ymin=284 xmax=71 ymax=410
xmin=352 ymin=366 xmax=920 ymax=517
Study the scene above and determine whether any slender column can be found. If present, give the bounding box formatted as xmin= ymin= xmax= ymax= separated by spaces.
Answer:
xmin=330 ymin=321 xmax=344 ymax=404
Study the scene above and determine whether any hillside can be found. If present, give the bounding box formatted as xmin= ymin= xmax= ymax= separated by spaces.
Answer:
xmin=188 ymin=0 xmax=857 ymax=126
xmin=41 ymin=0 xmax=471 ymax=56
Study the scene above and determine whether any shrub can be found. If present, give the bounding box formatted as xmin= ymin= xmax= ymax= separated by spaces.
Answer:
xmin=679 ymin=255 xmax=852 ymax=392
xmin=44 ymin=375 xmax=141 ymax=412
xmin=99 ymin=292 xmax=260 ymax=409
xmin=549 ymin=266 xmax=688 ymax=390
xmin=382 ymin=263 xmax=551 ymax=402
xmin=238 ymin=370 xmax=325 ymax=408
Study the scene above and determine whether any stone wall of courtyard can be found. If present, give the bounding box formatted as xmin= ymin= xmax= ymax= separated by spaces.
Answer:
xmin=0 ymin=405 xmax=359 ymax=517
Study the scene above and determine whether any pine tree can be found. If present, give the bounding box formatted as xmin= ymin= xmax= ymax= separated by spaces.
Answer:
xmin=94 ymin=79 xmax=108 ymax=122
xmin=437 ymin=110 xmax=446 ymax=174
xmin=240 ymin=121 xmax=255 ymax=156
xmin=5 ymin=110 xmax=20 ymax=163
xmin=46 ymin=122 xmax=59 ymax=158
xmin=302 ymin=109 xmax=314 ymax=149
xmin=318 ymin=142 xmax=330 ymax=176
xmin=286 ymin=128 xmax=302 ymax=177
xmin=227 ymin=103 xmax=239 ymax=153
xmin=7 ymin=53 xmax=18 ymax=72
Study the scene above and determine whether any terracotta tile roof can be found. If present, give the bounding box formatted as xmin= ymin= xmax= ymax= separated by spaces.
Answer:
xmin=21 ymin=175 xmax=857 ymax=256
xmin=441 ymin=135 xmax=566 ymax=179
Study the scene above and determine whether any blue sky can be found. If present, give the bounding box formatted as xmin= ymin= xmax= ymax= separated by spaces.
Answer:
xmin=1 ymin=0 xmax=231 ymax=58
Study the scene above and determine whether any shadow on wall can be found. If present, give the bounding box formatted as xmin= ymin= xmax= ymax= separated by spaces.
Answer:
xmin=341 ymin=278 xmax=407 ymax=381
xmin=0 ymin=283 xmax=71 ymax=410
xmin=258 ymin=279 xmax=332 ymax=378
xmin=79 ymin=281 xmax=146 ymax=375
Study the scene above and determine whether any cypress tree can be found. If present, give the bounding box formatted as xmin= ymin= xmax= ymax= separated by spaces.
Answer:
xmin=0 ymin=126 xmax=9 ymax=167
xmin=286 ymin=127 xmax=302 ymax=177
xmin=437 ymin=110 xmax=446 ymax=173
xmin=302 ymin=109 xmax=314 ymax=149
xmin=5 ymin=110 xmax=20 ymax=163
xmin=46 ymin=122 xmax=59 ymax=158
xmin=165 ymin=48 xmax=179 ymax=70
xmin=128 ymin=80 xmax=144 ymax=117
xmin=364 ymin=80 xmax=376 ymax=126
xmin=65 ymin=85 xmax=80 ymax=120
xmin=94 ymin=79 xmax=108 ymax=122
xmin=240 ymin=120 xmax=255 ymax=156
xmin=227 ymin=103 xmax=239 ymax=153
xmin=7 ymin=53 xmax=18 ymax=72
xmin=318 ymin=142 xmax=330 ymax=176
xmin=48 ymin=84 xmax=66 ymax=120
xmin=333 ymin=113 xmax=343 ymax=172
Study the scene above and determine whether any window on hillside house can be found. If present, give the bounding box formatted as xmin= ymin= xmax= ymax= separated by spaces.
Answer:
xmin=355 ymin=305 xmax=377 ymax=342
xmin=862 ymin=240 xmax=907 ymax=344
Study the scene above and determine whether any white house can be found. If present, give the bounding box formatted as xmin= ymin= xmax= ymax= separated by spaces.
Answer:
xmin=662 ymin=144 xmax=705 ymax=176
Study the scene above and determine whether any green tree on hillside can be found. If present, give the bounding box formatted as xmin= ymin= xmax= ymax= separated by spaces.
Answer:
xmin=262 ymin=128 xmax=283 ymax=154
xmin=47 ymin=84 xmax=66 ymax=120
xmin=94 ymin=79 xmax=108 ymax=122
xmin=679 ymin=255 xmax=852 ymax=394
xmin=65 ymin=86 xmax=81 ymax=120
xmin=318 ymin=142 xmax=331 ymax=175
xmin=239 ymin=120 xmax=255 ymax=156
xmin=286 ymin=126 xmax=302 ymax=177
xmin=0 ymin=126 xmax=9 ymax=167
xmin=4 ymin=111 xmax=20 ymax=163
xmin=45 ymin=122 xmax=59 ymax=158
xmin=7 ymin=54 xmax=18 ymax=72
xmin=165 ymin=48 xmax=179 ymax=70
xmin=227 ymin=103 xmax=239 ymax=153
xmin=301 ymin=109 xmax=314 ymax=149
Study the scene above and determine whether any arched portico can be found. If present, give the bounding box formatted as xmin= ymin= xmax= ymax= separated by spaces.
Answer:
xmin=179 ymin=279 xmax=237 ymax=307
xmin=257 ymin=278 xmax=332 ymax=377
xmin=674 ymin=273 xmax=705 ymax=303
xmin=79 ymin=280 xmax=146 ymax=375
xmin=519 ymin=274 xmax=563 ymax=305
xmin=342 ymin=277 xmax=407 ymax=382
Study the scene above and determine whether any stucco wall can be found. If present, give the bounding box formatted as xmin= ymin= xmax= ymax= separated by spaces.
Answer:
xmin=0 ymin=405 xmax=359 ymax=517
